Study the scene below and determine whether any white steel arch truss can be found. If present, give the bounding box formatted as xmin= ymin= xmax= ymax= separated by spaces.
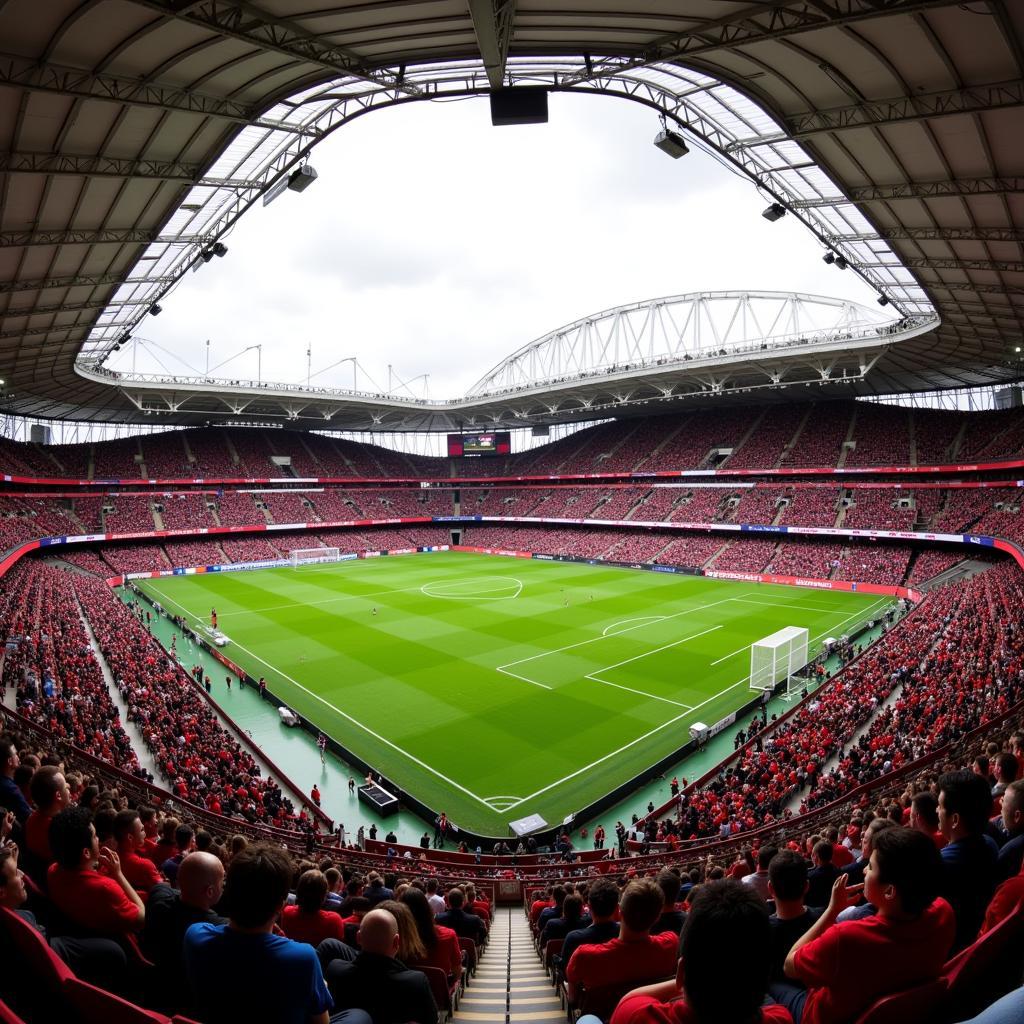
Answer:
xmin=78 ymin=55 xmax=932 ymax=376
xmin=467 ymin=292 xmax=896 ymax=395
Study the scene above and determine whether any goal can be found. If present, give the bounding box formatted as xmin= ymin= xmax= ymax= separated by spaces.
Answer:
xmin=288 ymin=546 xmax=342 ymax=568
xmin=749 ymin=626 xmax=810 ymax=700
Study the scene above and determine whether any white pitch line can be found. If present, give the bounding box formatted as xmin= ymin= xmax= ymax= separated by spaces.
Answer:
xmin=584 ymin=675 xmax=693 ymax=709
xmin=731 ymin=597 xmax=846 ymax=613
xmin=495 ymin=667 xmax=553 ymax=691
xmin=496 ymin=595 xmax=738 ymax=673
xmin=588 ymin=624 xmax=722 ymax=674
xmin=709 ymin=596 xmax=894 ymax=667
xmin=138 ymin=585 xmax=499 ymax=809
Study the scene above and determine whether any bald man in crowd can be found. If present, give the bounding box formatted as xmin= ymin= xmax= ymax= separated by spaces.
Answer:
xmin=144 ymin=852 xmax=227 ymax=1012
xmin=326 ymin=908 xmax=437 ymax=1024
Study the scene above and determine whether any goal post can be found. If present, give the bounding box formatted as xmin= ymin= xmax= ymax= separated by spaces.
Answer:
xmin=749 ymin=626 xmax=810 ymax=700
xmin=288 ymin=546 xmax=342 ymax=568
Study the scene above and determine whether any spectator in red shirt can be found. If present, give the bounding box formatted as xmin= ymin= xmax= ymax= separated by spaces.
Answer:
xmin=113 ymin=809 xmax=164 ymax=892
xmin=46 ymin=806 xmax=145 ymax=936
xmin=776 ymin=826 xmax=954 ymax=1024
xmin=401 ymin=887 xmax=463 ymax=980
xmin=24 ymin=765 xmax=71 ymax=865
xmin=608 ymin=879 xmax=792 ymax=1024
xmin=566 ymin=878 xmax=678 ymax=1005
xmin=281 ymin=870 xmax=345 ymax=947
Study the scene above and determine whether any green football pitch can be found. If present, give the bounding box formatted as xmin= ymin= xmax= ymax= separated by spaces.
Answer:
xmin=131 ymin=552 xmax=892 ymax=834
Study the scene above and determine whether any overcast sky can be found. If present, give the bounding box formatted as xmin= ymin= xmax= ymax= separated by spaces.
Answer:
xmin=112 ymin=91 xmax=882 ymax=399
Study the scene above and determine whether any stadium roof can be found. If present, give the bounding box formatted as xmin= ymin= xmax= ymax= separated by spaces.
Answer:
xmin=1 ymin=0 xmax=1022 ymax=430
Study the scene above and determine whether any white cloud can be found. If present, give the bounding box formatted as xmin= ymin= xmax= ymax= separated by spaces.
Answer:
xmin=117 ymin=92 xmax=880 ymax=397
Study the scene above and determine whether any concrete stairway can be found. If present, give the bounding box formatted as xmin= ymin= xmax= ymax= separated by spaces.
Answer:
xmin=453 ymin=908 xmax=565 ymax=1024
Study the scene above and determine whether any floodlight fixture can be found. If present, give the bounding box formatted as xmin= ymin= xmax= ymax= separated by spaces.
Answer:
xmin=761 ymin=203 xmax=786 ymax=222
xmin=211 ymin=242 xmax=228 ymax=258
xmin=834 ymin=255 xmax=849 ymax=270
xmin=822 ymin=252 xmax=835 ymax=265
xmin=287 ymin=164 xmax=318 ymax=193
xmin=149 ymin=303 xmax=162 ymax=316
xmin=877 ymin=295 xmax=889 ymax=306
xmin=653 ymin=128 xmax=690 ymax=159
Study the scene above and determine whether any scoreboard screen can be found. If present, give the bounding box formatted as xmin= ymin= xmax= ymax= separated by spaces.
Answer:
xmin=447 ymin=431 xmax=511 ymax=457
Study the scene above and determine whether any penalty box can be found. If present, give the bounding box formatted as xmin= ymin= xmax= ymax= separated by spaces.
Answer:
xmin=497 ymin=609 xmax=733 ymax=707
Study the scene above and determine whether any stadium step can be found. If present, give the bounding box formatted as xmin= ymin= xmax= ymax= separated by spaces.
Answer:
xmin=452 ymin=908 xmax=565 ymax=1024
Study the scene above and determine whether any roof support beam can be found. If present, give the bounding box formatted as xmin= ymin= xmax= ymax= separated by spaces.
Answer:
xmin=0 ymin=298 xmax=143 ymax=317
xmin=0 ymin=273 xmax=175 ymax=294
xmin=731 ymin=81 xmax=1024 ymax=141
xmin=930 ymin=283 xmax=1024 ymax=297
xmin=467 ymin=1 xmax=516 ymax=89
xmin=0 ymin=151 xmax=257 ymax=188
xmin=0 ymin=321 xmax=133 ymax=342
xmin=864 ymin=257 xmax=1024 ymax=274
xmin=790 ymin=178 xmax=1024 ymax=206
xmin=830 ymin=227 xmax=1024 ymax=243
xmin=0 ymin=53 xmax=318 ymax=135
xmin=130 ymin=0 xmax=423 ymax=96
xmin=558 ymin=0 xmax=964 ymax=87
xmin=0 ymin=229 xmax=203 ymax=247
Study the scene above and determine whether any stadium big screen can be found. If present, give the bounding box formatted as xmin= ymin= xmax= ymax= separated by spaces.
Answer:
xmin=447 ymin=431 xmax=511 ymax=457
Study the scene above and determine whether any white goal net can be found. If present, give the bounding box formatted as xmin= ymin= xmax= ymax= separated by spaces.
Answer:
xmin=288 ymin=546 xmax=342 ymax=568
xmin=750 ymin=626 xmax=810 ymax=697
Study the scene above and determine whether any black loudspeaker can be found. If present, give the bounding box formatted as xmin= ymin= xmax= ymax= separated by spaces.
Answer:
xmin=489 ymin=87 xmax=549 ymax=126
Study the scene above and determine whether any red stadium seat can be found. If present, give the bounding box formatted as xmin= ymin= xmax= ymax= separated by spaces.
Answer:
xmin=941 ymin=900 xmax=1024 ymax=1021
xmin=852 ymin=977 xmax=947 ymax=1024
xmin=0 ymin=905 xmax=75 ymax=1020
xmin=414 ymin=964 xmax=458 ymax=1022
xmin=0 ymin=997 xmax=27 ymax=1024
xmin=63 ymin=977 xmax=170 ymax=1023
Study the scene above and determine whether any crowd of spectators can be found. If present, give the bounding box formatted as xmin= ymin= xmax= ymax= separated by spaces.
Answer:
xmin=214 ymin=492 xmax=266 ymax=527
xmin=710 ymin=539 xmax=780 ymax=573
xmin=845 ymin=404 xmax=913 ymax=466
xmin=158 ymin=494 xmax=217 ymax=531
xmin=72 ymin=572 xmax=306 ymax=833
xmin=0 ymin=563 xmax=140 ymax=774
xmin=103 ymin=496 xmax=157 ymax=534
xmin=731 ymin=405 xmax=807 ymax=470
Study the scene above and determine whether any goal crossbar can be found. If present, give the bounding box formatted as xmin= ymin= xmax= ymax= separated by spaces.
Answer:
xmin=749 ymin=626 xmax=809 ymax=695
xmin=289 ymin=546 xmax=342 ymax=567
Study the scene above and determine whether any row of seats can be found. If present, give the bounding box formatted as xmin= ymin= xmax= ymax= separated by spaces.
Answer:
xmin=8 ymin=402 xmax=1024 ymax=482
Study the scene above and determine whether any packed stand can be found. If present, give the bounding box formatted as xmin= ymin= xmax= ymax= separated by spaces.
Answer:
xmin=832 ymin=544 xmax=912 ymax=585
xmin=845 ymin=404 xmax=913 ymax=466
xmin=158 ymin=494 xmax=217 ymax=531
xmin=765 ymin=541 xmax=845 ymax=579
xmin=780 ymin=403 xmax=854 ymax=468
xmin=260 ymin=490 xmax=316 ymax=524
xmin=73 ymin=573 xmax=306 ymax=832
xmin=184 ymin=429 xmax=237 ymax=478
xmin=0 ymin=562 xmax=140 ymax=775
xmin=215 ymin=492 xmax=266 ymax=527
xmin=92 ymin=437 xmax=143 ymax=479
xmin=778 ymin=488 xmax=840 ymax=527
xmin=103 ymin=496 xmax=156 ymax=534
xmin=670 ymin=488 xmax=728 ymax=522
xmin=708 ymin=539 xmax=779 ymax=574
xmin=914 ymin=408 xmax=964 ymax=465
xmin=732 ymin=404 xmax=807 ymax=470
xmin=99 ymin=544 xmax=170 ymax=575
xmin=139 ymin=431 xmax=191 ymax=477
xmin=163 ymin=541 xmax=227 ymax=569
